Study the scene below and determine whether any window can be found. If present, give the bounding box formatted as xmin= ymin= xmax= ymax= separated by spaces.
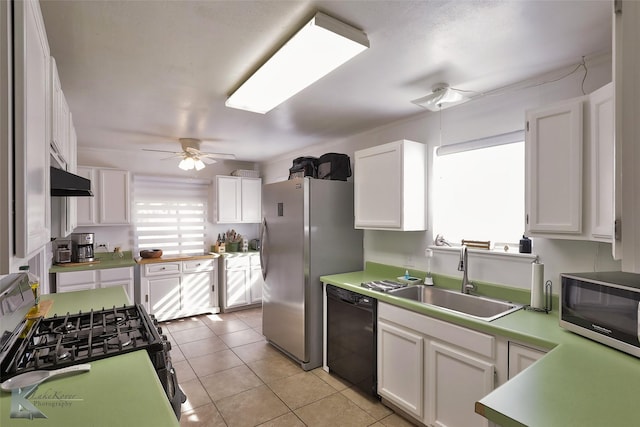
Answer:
xmin=133 ymin=176 xmax=210 ymax=256
xmin=433 ymin=131 xmax=524 ymax=247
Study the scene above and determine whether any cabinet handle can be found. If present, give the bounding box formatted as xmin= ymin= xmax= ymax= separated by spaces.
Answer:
xmin=211 ymin=285 xmax=215 ymax=292
xmin=145 ymin=294 xmax=149 ymax=303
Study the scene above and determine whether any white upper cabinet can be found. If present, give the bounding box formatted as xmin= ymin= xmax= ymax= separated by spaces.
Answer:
xmin=13 ymin=0 xmax=51 ymax=259
xmin=50 ymin=57 xmax=69 ymax=165
xmin=99 ymin=169 xmax=130 ymax=224
xmin=525 ymin=84 xmax=616 ymax=246
xmin=589 ymin=83 xmax=614 ymax=241
xmin=216 ymin=176 xmax=262 ymax=224
xmin=354 ymin=140 xmax=426 ymax=231
xmin=525 ymin=97 xmax=584 ymax=235
xmin=77 ymin=167 xmax=130 ymax=226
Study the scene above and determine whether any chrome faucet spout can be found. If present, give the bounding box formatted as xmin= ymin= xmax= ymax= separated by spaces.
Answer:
xmin=458 ymin=245 xmax=472 ymax=294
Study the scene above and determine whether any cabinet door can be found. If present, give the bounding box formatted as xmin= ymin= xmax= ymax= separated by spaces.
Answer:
xmin=355 ymin=141 xmax=402 ymax=229
xmin=145 ymin=276 xmax=181 ymax=320
xmin=99 ymin=169 xmax=130 ymax=224
xmin=182 ymin=271 xmax=213 ymax=310
xmin=249 ymin=267 xmax=263 ymax=304
xmin=508 ymin=342 xmax=546 ymax=380
xmin=76 ymin=167 xmax=96 ymax=225
xmin=525 ymin=98 xmax=584 ymax=234
xmin=13 ymin=0 xmax=51 ymax=258
xmin=241 ymin=178 xmax=262 ymax=223
xmin=66 ymin=118 xmax=78 ymax=233
xmin=216 ymin=176 xmax=241 ymax=223
xmin=589 ymin=83 xmax=614 ymax=241
xmin=377 ymin=320 xmax=424 ymax=419
xmin=224 ymin=268 xmax=250 ymax=308
xmin=50 ymin=57 xmax=69 ymax=163
xmin=426 ymin=341 xmax=494 ymax=427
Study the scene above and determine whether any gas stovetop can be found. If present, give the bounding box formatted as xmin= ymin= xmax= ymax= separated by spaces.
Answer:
xmin=0 ymin=304 xmax=165 ymax=382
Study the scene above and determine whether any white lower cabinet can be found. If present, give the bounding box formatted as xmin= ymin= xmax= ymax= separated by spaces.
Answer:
xmin=378 ymin=320 xmax=424 ymax=418
xmin=378 ymin=302 xmax=496 ymax=427
xmin=507 ymin=342 xmax=547 ymax=380
xmin=56 ymin=267 xmax=134 ymax=302
xmin=221 ymin=253 xmax=263 ymax=311
xmin=427 ymin=341 xmax=494 ymax=427
xmin=140 ymin=258 xmax=219 ymax=321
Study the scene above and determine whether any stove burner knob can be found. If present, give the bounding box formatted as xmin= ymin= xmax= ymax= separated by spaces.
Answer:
xmin=164 ymin=340 xmax=172 ymax=352
xmin=161 ymin=334 xmax=168 ymax=341
xmin=157 ymin=326 xmax=163 ymax=335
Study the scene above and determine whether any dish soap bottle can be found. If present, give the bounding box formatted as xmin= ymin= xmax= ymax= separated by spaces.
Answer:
xmin=19 ymin=265 xmax=40 ymax=309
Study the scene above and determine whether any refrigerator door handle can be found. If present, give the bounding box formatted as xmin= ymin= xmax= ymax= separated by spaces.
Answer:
xmin=260 ymin=218 xmax=268 ymax=280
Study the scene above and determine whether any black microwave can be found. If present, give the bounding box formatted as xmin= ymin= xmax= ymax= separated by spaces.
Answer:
xmin=560 ymin=272 xmax=640 ymax=358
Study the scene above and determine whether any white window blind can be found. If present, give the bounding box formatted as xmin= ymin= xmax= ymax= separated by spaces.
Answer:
xmin=133 ymin=176 xmax=210 ymax=256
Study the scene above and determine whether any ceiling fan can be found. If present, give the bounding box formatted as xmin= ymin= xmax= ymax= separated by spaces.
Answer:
xmin=142 ymin=138 xmax=236 ymax=171
xmin=411 ymin=83 xmax=471 ymax=112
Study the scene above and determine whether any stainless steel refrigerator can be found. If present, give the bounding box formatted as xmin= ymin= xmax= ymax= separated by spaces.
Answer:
xmin=260 ymin=178 xmax=363 ymax=370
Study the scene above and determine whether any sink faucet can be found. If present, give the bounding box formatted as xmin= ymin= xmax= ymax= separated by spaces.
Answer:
xmin=458 ymin=245 xmax=475 ymax=294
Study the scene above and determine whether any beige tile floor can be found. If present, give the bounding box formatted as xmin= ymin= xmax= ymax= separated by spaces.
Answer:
xmin=161 ymin=307 xmax=417 ymax=427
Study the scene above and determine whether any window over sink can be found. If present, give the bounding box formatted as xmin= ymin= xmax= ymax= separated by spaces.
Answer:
xmin=133 ymin=176 xmax=209 ymax=256
xmin=433 ymin=131 xmax=524 ymax=249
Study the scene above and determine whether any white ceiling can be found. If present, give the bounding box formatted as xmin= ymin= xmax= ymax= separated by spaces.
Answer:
xmin=40 ymin=0 xmax=612 ymax=163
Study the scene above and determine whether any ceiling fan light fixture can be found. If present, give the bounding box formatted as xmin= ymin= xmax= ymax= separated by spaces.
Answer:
xmin=225 ymin=12 xmax=369 ymax=114
xmin=179 ymin=157 xmax=195 ymax=170
xmin=412 ymin=84 xmax=470 ymax=112
xmin=194 ymin=158 xmax=206 ymax=171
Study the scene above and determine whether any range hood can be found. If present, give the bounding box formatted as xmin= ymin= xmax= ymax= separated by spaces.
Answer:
xmin=50 ymin=167 xmax=93 ymax=197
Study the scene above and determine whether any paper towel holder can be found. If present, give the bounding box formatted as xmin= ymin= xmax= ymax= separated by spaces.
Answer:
xmin=526 ymin=279 xmax=553 ymax=313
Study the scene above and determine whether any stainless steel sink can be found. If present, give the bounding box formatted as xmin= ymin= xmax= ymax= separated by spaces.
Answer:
xmin=387 ymin=285 xmax=523 ymax=321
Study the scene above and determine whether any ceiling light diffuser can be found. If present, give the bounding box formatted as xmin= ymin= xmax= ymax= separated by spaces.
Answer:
xmin=412 ymin=84 xmax=470 ymax=112
xmin=226 ymin=12 xmax=369 ymax=114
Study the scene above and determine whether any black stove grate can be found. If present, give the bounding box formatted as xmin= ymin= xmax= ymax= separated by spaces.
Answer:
xmin=0 ymin=304 xmax=165 ymax=382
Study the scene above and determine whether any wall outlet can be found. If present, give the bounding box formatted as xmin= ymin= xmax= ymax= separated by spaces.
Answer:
xmin=97 ymin=242 xmax=110 ymax=252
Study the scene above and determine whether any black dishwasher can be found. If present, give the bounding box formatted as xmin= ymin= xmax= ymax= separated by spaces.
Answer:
xmin=326 ymin=284 xmax=377 ymax=397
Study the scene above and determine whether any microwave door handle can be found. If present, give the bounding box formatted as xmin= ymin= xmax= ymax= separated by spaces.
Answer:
xmin=637 ymin=301 xmax=640 ymax=344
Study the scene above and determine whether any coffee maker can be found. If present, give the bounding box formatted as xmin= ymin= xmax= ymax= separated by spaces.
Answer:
xmin=71 ymin=233 xmax=95 ymax=263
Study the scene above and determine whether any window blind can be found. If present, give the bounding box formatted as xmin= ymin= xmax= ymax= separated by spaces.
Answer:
xmin=133 ymin=176 xmax=210 ymax=256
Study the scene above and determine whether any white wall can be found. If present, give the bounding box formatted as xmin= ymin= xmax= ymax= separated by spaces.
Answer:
xmin=260 ymin=54 xmax=621 ymax=293
xmin=75 ymin=148 xmax=261 ymax=253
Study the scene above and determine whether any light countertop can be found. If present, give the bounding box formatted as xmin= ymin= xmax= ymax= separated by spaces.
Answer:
xmin=321 ymin=262 xmax=640 ymax=427
xmin=135 ymin=253 xmax=219 ymax=265
xmin=0 ymin=287 xmax=179 ymax=427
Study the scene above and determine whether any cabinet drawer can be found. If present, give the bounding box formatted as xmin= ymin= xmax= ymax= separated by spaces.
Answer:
xmin=57 ymin=270 xmax=96 ymax=286
xmin=249 ymin=254 xmax=261 ymax=267
xmin=183 ymin=259 xmax=215 ymax=272
xmin=224 ymin=256 xmax=250 ymax=269
xmin=99 ymin=267 xmax=133 ymax=282
xmin=145 ymin=262 xmax=181 ymax=276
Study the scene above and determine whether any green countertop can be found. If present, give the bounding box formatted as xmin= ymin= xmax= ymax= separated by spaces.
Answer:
xmin=321 ymin=262 xmax=640 ymax=427
xmin=49 ymin=252 xmax=136 ymax=273
xmin=0 ymin=287 xmax=179 ymax=426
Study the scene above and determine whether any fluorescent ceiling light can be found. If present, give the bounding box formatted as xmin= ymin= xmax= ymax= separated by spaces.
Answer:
xmin=226 ymin=12 xmax=369 ymax=114
xmin=412 ymin=84 xmax=470 ymax=112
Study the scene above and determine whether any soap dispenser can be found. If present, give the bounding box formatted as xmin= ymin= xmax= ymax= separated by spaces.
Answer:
xmin=424 ymin=248 xmax=434 ymax=285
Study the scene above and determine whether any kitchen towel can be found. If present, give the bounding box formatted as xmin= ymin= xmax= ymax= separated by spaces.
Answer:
xmin=531 ymin=261 xmax=545 ymax=310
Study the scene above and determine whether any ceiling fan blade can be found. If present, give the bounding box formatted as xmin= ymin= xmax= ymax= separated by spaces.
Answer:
xmin=200 ymin=157 xmax=217 ymax=165
xmin=201 ymin=152 xmax=236 ymax=160
xmin=142 ymin=148 xmax=182 ymax=155
xmin=160 ymin=154 xmax=184 ymax=160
